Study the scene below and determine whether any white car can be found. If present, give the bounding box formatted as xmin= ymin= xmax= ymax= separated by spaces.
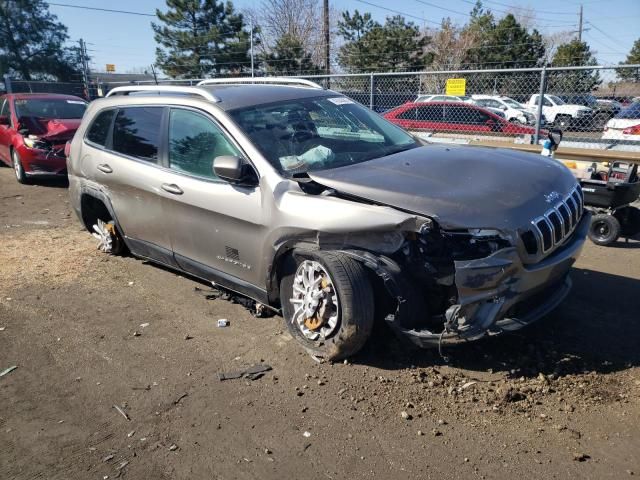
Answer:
xmin=415 ymin=94 xmax=465 ymax=103
xmin=527 ymin=94 xmax=592 ymax=127
xmin=470 ymin=95 xmax=540 ymax=125
xmin=603 ymin=102 xmax=640 ymax=140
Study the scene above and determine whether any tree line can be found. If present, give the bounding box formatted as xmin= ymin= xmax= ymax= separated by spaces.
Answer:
xmin=1 ymin=0 xmax=639 ymax=87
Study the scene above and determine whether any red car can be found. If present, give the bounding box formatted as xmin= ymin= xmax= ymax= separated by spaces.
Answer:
xmin=384 ymin=101 xmax=541 ymax=136
xmin=0 ymin=93 xmax=87 ymax=183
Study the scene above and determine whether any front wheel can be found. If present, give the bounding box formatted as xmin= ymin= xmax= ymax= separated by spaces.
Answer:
xmin=588 ymin=214 xmax=620 ymax=246
xmin=12 ymin=149 xmax=28 ymax=184
xmin=280 ymin=251 xmax=374 ymax=360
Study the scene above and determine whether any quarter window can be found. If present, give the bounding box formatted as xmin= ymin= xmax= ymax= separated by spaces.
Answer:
xmin=0 ymin=99 xmax=10 ymax=125
xmin=168 ymin=109 xmax=240 ymax=179
xmin=86 ymin=109 xmax=115 ymax=146
xmin=112 ymin=107 xmax=163 ymax=163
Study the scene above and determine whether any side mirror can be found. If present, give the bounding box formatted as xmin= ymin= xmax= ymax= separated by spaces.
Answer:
xmin=213 ymin=155 xmax=256 ymax=185
xmin=0 ymin=115 xmax=9 ymax=126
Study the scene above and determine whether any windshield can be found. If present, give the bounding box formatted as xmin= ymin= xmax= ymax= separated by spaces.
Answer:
xmin=229 ymin=96 xmax=419 ymax=176
xmin=502 ymin=97 xmax=522 ymax=108
xmin=549 ymin=95 xmax=566 ymax=105
xmin=15 ymin=98 xmax=87 ymax=120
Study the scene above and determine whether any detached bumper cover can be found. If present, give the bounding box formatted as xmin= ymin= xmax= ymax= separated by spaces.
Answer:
xmin=389 ymin=211 xmax=591 ymax=347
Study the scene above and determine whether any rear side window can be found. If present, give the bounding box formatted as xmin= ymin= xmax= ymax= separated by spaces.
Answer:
xmin=168 ymin=109 xmax=240 ymax=179
xmin=86 ymin=109 xmax=115 ymax=146
xmin=112 ymin=107 xmax=163 ymax=163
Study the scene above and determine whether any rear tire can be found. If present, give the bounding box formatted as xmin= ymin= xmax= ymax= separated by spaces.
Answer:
xmin=588 ymin=214 xmax=620 ymax=246
xmin=280 ymin=251 xmax=374 ymax=360
xmin=12 ymin=149 xmax=28 ymax=184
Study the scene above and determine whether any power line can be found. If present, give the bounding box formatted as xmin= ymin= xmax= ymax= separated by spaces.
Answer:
xmin=456 ymin=0 xmax=578 ymax=24
xmin=469 ymin=0 xmax=577 ymax=16
xmin=48 ymin=2 xmax=155 ymax=17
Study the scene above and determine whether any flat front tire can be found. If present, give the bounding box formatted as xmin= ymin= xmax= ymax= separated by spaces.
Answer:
xmin=280 ymin=251 xmax=374 ymax=360
xmin=12 ymin=149 xmax=28 ymax=184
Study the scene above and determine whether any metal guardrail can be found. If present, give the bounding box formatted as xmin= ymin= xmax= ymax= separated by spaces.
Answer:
xmin=468 ymin=140 xmax=640 ymax=164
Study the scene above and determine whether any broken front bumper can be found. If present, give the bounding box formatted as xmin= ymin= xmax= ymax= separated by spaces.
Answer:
xmin=389 ymin=211 xmax=591 ymax=348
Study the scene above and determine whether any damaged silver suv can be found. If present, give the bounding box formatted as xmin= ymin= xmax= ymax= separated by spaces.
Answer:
xmin=68 ymin=78 xmax=590 ymax=360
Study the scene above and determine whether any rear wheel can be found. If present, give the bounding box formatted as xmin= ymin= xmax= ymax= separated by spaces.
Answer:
xmin=588 ymin=214 xmax=620 ymax=246
xmin=12 ymin=149 xmax=28 ymax=184
xmin=280 ymin=251 xmax=374 ymax=360
xmin=92 ymin=218 xmax=126 ymax=255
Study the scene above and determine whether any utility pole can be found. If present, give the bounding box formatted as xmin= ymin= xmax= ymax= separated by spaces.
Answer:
xmin=578 ymin=5 xmax=583 ymax=42
xmin=323 ymin=0 xmax=330 ymax=76
xmin=150 ymin=64 xmax=158 ymax=85
xmin=78 ymin=38 xmax=90 ymax=99
xmin=250 ymin=19 xmax=255 ymax=78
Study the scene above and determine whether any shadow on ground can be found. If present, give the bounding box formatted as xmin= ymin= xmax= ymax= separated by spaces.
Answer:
xmin=356 ymin=267 xmax=640 ymax=378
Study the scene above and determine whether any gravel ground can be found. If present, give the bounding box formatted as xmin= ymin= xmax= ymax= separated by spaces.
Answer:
xmin=0 ymin=167 xmax=639 ymax=480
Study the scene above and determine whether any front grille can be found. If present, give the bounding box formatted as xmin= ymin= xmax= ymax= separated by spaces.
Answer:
xmin=521 ymin=185 xmax=584 ymax=257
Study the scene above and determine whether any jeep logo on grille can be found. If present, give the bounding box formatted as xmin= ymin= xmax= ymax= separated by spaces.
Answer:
xmin=544 ymin=191 xmax=562 ymax=203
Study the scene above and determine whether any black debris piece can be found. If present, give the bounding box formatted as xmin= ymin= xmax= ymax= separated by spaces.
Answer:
xmin=218 ymin=364 xmax=272 ymax=381
xmin=194 ymin=286 xmax=274 ymax=318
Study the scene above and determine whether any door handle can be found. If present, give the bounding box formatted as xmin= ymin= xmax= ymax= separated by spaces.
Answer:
xmin=97 ymin=164 xmax=113 ymax=174
xmin=161 ymin=183 xmax=183 ymax=195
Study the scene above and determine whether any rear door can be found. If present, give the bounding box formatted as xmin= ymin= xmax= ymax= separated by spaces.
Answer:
xmin=83 ymin=105 xmax=176 ymax=265
xmin=160 ymin=107 xmax=265 ymax=291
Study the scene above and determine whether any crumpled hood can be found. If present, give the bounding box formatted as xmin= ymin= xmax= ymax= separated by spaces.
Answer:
xmin=308 ymin=144 xmax=579 ymax=231
xmin=19 ymin=117 xmax=81 ymax=143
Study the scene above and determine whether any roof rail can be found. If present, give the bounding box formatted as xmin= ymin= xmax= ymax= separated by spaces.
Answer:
xmin=105 ymin=85 xmax=219 ymax=102
xmin=196 ymin=77 xmax=323 ymax=89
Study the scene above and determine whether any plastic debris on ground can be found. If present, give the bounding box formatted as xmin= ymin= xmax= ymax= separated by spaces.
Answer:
xmin=217 ymin=364 xmax=272 ymax=381
xmin=194 ymin=286 xmax=274 ymax=318
xmin=0 ymin=366 xmax=17 ymax=378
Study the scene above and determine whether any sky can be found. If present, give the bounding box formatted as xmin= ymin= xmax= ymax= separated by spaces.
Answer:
xmin=47 ymin=0 xmax=640 ymax=74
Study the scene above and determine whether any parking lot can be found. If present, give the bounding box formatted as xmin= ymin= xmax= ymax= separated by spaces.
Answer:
xmin=0 ymin=167 xmax=639 ymax=479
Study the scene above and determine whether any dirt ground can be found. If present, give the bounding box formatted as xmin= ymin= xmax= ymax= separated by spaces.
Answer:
xmin=1 ymin=167 xmax=639 ymax=480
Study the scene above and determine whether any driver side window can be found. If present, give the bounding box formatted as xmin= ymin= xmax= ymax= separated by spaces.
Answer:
xmin=168 ymin=109 xmax=240 ymax=180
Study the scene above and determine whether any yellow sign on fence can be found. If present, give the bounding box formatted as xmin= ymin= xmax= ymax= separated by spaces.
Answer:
xmin=106 ymin=64 xmax=116 ymax=72
xmin=445 ymin=78 xmax=466 ymax=96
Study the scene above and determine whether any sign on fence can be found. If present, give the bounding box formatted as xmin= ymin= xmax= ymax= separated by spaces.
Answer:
xmin=445 ymin=78 xmax=466 ymax=96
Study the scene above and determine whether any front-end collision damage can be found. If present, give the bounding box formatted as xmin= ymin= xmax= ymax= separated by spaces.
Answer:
xmin=296 ymin=210 xmax=590 ymax=349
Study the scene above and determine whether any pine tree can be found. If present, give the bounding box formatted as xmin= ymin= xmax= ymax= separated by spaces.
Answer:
xmin=263 ymin=34 xmax=321 ymax=75
xmin=152 ymin=0 xmax=252 ymax=78
xmin=0 ymin=0 xmax=80 ymax=81
xmin=548 ymin=39 xmax=601 ymax=94
xmin=617 ymin=38 xmax=640 ymax=82
xmin=337 ymin=14 xmax=431 ymax=73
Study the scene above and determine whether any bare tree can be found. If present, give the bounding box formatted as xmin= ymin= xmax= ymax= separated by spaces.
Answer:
xmin=245 ymin=0 xmax=339 ymax=70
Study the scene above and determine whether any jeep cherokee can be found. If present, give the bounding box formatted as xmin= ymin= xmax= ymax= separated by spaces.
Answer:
xmin=67 ymin=78 xmax=590 ymax=360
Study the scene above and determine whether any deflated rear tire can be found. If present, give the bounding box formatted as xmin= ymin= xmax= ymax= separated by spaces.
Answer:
xmin=92 ymin=219 xmax=126 ymax=255
xmin=280 ymin=250 xmax=374 ymax=361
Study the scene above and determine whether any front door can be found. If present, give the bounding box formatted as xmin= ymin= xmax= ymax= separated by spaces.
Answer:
xmin=0 ymin=99 xmax=13 ymax=164
xmin=159 ymin=107 xmax=265 ymax=295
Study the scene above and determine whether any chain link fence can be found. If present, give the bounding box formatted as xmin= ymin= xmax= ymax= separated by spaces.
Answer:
xmin=4 ymin=65 xmax=640 ymax=151
xmin=296 ymin=66 xmax=640 ymax=151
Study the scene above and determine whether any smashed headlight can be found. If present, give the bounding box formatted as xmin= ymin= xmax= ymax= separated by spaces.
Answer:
xmin=444 ymin=229 xmax=512 ymax=260
xmin=23 ymin=135 xmax=51 ymax=150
